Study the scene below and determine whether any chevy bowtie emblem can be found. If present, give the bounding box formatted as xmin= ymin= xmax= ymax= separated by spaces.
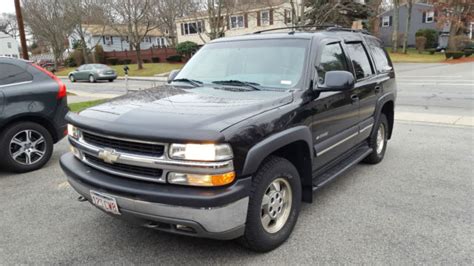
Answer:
xmin=98 ymin=148 xmax=120 ymax=164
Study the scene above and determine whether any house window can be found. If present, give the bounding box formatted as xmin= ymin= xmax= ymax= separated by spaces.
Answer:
xmin=424 ymin=11 xmax=435 ymax=23
xmin=382 ymin=16 xmax=391 ymax=27
xmin=182 ymin=21 xmax=204 ymax=35
xmin=260 ymin=10 xmax=270 ymax=26
xmin=7 ymin=42 xmax=12 ymax=49
xmin=104 ymin=36 xmax=113 ymax=45
xmin=230 ymin=15 xmax=244 ymax=29
xmin=285 ymin=10 xmax=292 ymax=24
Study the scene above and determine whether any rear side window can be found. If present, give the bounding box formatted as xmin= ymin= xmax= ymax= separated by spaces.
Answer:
xmin=345 ymin=42 xmax=374 ymax=80
xmin=0 ymin=63 xmax=33 ymax=86
xmin=369 ymin=45 xmax=392 ymax=73
xmin=317 ymin=43 xmax=348 ymax=84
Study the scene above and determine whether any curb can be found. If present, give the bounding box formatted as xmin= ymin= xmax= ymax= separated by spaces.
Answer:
xmin=58 ymin=76 xmax=167 ymax=82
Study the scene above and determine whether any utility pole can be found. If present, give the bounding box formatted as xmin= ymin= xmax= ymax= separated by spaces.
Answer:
xmin=14 ymin=0 xmax=29 ymax=60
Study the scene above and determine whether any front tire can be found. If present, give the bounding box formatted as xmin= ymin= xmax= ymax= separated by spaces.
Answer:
xmin=69 ymin=75 xmax=76 ymax=82
xmin=108 ymin=79 xmax=114 ymax=82
xmin=363 ymin=114 xmax=388 ymax=164
xmin=89 ymin=75 xmax=96 ymax=83
xmin=0 ymin=122 xmax=53 ymax=173
xmin=239 ymin=156 xmax=301 ymax=252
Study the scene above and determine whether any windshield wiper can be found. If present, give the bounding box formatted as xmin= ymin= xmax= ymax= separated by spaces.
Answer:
xmin=172 ymin=78 xmax=203 ymax=87
xmin=212 ymin=80 xmax=262 ymax=91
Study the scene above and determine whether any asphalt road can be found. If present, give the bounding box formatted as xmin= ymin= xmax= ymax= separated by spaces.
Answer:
xmin=0 ymin=62 xmax=473 ymax=264
xmin=0 ymin=122 xmax=472 ymax=264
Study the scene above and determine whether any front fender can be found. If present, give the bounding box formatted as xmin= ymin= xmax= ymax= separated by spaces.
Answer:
xmin=241 ymin=126 xmax=313 ymax=176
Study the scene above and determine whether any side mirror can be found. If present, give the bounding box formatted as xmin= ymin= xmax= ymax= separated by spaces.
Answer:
xmin=316 ymin=71 xmax=355 ymax=91
xmin=167 ymin=69 xmax=180 ymax=83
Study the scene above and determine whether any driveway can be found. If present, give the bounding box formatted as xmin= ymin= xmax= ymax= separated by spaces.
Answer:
xmin=0 ymin=62 xmax=472 ymax=264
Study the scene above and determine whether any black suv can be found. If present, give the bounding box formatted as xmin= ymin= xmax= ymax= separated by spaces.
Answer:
xmin=61 ymin=28 xmax=396 ymax=252
xmin=0 ymin=57 xmax=68 ymax=172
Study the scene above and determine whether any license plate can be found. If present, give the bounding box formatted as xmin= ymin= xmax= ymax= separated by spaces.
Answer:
xmin=90 ymin=190 xmax=121 ymax=215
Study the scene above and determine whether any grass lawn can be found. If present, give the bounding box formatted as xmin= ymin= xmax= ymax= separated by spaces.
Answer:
xmin=56 ymin=63 xmax=184 ymax=77
xmin=388 ymin=48 xmax=445 ymax=63
xmin=69 ymin=99 xmax=107 ymax=113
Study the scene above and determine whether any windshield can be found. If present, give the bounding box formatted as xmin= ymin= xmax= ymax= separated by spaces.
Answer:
xmin=175 ymin=39 xmax=309 ymax=90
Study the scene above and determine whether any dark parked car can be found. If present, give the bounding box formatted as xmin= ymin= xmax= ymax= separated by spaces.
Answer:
xmin=0 ymin=57 xmax=68 ymax=172
xmin=61 ymin=27 xmax=396 ymax=252
xmin=68 ymin=64 xmax=117 ymax=83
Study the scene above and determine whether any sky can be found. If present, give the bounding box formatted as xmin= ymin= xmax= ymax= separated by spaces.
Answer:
xmin=2 ymin=0 xmax=17 ymax=14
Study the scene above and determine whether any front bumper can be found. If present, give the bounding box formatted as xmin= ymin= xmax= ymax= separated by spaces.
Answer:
xmin=60 ymin=153 xmax=250 ymax=240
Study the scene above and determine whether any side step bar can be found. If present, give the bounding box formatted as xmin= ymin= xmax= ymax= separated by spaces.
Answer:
xmin=312 ymin=145 xmax=372 ymax=191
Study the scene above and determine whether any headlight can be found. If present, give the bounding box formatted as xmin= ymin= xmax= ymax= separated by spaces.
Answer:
xmin=169 ymin=143 xmax=233 ymax=161
xmin=67 ymin=124 xmax=81 ymax=139
xmin=167 ymin=171 xmax=235 ymax=186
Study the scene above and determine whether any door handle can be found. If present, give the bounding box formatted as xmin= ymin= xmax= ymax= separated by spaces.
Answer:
xmin=351 ymin=94 xmax=359 ymax=102
xmin=374 ymin=86 xmax=382 ymax=94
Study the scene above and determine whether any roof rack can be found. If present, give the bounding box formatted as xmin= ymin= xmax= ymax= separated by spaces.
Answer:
xmin=252 ymin=24 xmax=371 ymax=35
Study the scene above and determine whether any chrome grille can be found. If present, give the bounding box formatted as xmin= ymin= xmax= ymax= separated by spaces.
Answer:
xmin=82 ymin=131 xmax=165 ymax=157
xmin=84 ymin=153 xmax=163 ymax=180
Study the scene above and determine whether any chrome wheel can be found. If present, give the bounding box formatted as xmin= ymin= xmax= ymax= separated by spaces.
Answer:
xmin=9 ymin=130 xmax=46 ymax=165
xmin=376 ymin=123 xmax=385 ymax=155
xmin=89 ymin=75 xmax=95 ymax=83
xmin=261 ymin=178 xmax=292 ymax=234
xmin=69 ymin=75 xmax=75 ymax=82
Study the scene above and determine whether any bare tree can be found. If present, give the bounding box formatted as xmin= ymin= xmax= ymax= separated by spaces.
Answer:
xmin=105 ymin=0 xmax=160 ymax=70
xmin=22 ymin=0 xmax=77 ymax=65
xmin=69 ymin=0 xmax=108 ymax=64
xmin=154 ymin=0 xmax=193 ymax=46
xmin=0 ymin=13 xmax=19 ymax=38
xmin=391 ymin=0 xmax=400 ymax=52
xmin=402 ymin=0 xmax=413 ymax=54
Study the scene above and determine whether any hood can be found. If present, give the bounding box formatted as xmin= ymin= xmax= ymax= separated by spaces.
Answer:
xmin=67 ymin=85 xmax=293 ymax=142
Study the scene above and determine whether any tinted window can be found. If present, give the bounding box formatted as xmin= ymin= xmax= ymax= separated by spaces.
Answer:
xmin=346 ymin=43 xmax=374 ymax=80
xmin=317 ymin=43 xmax=348 ymax=84
xmin=0 ymin=63 xmax=33 ymax=86
xmin=369 ymin=45 xmax=391 ymax=73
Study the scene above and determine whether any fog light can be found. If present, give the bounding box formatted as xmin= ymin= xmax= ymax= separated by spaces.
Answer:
xmin=167 ymin=171 xmax=235 ymax=187
xmin=70 ymin=145 xmax=81 ymax=159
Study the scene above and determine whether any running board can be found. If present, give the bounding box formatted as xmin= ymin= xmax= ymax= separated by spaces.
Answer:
xmin=312 ymin=145 xmax=372 ymax=191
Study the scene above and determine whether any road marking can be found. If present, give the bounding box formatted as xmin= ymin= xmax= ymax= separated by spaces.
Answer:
xmin=395 ymin=112 xmax=473 ymax=126
xmin=398 ymin=82 xmax=474 ymax=86
xmin=397 ymin=75 xmax=463 ymax=78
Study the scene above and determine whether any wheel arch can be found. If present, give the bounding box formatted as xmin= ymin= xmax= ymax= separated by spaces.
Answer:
xmin=241 ymin=126 xmax=314 ymax=203
xmin=0 ymin=115 xmax=59 ymax=142
xmin=375 ymin=93 xmax=395 ymax=140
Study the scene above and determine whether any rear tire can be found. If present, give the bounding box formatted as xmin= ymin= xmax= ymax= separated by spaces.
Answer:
xmin=239 ymin=156 xmax=301 ymax=252
xmin=0 ymin=122 xmax=53 ymax=173
xmin=108 ymin=79 xmax=114 ymax=82
xmin=89 ymin=75 xmax=96 ymax=83
xmin=363 ymin=114 xmax=388 ymax=164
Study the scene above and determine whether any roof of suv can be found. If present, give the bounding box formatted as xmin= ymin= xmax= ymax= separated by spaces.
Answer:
xmin=210 ymin=29 xmax=382 ymax=44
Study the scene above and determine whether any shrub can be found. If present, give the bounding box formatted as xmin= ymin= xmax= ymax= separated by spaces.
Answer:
xmin=94 ymin=45 xmax=105 ymax=64
xmin=452 ymin=51 xmax=464 ymax=59
xmin=143 ymin=59 xmax=150 ymax=64
xmin=445 ymin=51 xmax=454 ymax=59
xmin=166 ymin=55 xmax=183 ymax=62
xmin=415 ymin=36 xmax=427 ymax=53
xmin=426 ymin=48 xmax=436 ymax=55
xmin=464 ymin=49 xmax=473 ymax=57
xmin=415 ymin=29 xmax=438 ymax=49
xmin=106 ymin=57 xmax=119 ymax=65
xmin=64 ymin=55 xmax=77 ymax=67
xmin=72 ymin=49 xmax=84 ymax=66
xmin=176 ymin=41 xmax=199 ymax=58
xmin=453 ymin=35 xmax=470 ymax=50
xmin=122 ymin=59 xmax=132 ymax=64
xmin=151 ymin=57 xmax=160 ymax=63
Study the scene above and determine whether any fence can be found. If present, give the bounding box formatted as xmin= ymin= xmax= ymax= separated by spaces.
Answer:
xmin=103 ymin=47 xmax=180 ymax=64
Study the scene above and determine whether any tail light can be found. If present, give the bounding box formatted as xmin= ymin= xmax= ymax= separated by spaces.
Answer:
xmin=31 ymin=64 xmax=67 ymax=99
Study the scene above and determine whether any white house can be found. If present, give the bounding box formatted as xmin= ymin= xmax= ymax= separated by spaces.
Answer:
xmin=176 ymin=0 xmax=304 ymax=45
xmin=0 ymin=32 xmax=20 ymax=58
xmin=68 ymin=25 xmax=169 ymax=52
